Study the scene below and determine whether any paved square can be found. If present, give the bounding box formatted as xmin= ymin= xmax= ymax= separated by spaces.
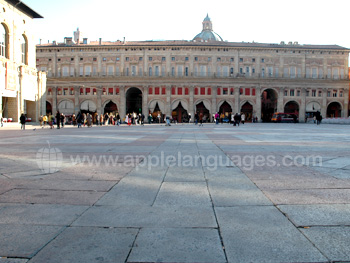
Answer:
xmin=0 ymin=123 xmax=350 ymax=262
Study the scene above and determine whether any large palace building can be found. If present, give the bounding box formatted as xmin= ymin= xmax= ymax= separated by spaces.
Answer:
xmin=36 ymin=15 xmax=349 ymax=122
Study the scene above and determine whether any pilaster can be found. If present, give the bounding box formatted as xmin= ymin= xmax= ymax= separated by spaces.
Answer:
xmin=97 ymin=87 xmax=102 ymax=115
xmin=277 ymin=87 xmax=284 ymax=112
xmin=322 ymin=88 xmax=327 ymax=118
xmin=74 ymin=86 xmax=80 ymax=115
xmin=142 ymin=86 xmax=148 ymax=115
xmin=299 ymin=88 xmax=306 ymax=122
xmin=166 ymin=85 xmax=172 ymax=116
xmin=255 ymin=86 xmax=261 ymax=121
xmin=234 ymin=87 xmax=240 ymax=114
xmin=189 ymin=85 xmax=194 ymax=122
xmin=119 ymin=86 xmax=126 ymax=119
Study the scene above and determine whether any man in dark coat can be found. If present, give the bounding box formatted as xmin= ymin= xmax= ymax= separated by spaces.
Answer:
xmin=56 ymin=111 xmax=61 ymax=129
xmin=20 ymin=114 xmax=26 ymax=130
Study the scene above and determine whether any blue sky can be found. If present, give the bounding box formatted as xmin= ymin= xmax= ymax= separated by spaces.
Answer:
xmin=27 ymin=0 xmax=350 ymax=49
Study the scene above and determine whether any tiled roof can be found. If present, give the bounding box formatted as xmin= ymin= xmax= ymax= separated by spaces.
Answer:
xmin=37 ymin=40 xmax=349 ymax=50
xmin=5 ymin=0 xmax=43 ymax=18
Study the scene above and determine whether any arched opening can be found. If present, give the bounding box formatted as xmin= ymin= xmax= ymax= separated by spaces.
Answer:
xmin=172 ymin=102 xmax=189 ymax=123
xmin=241 ymin=102 xmax=253 ymax=122
xmin=104 ymin=100 xmax=118 ymax=114
xmin=219 ymin=101 xmax=232 ymax=114
xmin=261 ymin=89 xmax=278 ymax=122
xmin=126 ymin=87 xmax=142 ymax=114
xmin=46 ymin=101 xmax=52 ymax=115
xmin=58 ymin=100 xmax=74 ymax=115
xmin=196 ymin=101 xmax=210 ymax=122
xmin=327 ymin=102 xmax=342 ymax=118
xmin=284 ymin=101 xmax=299 ymax=114
xmin=306 ymin=102 xmax=321 ymax=120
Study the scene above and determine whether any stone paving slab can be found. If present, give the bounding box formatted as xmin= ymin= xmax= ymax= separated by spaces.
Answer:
xmin=73 ymin=205 xmax=217 ymax=228
xmin=0 ymin=189 xmax=105 ymax=205
xmin=215 ymin=206 xmax=327 ymax=263
xmin=0 ymin=225 xmax=64 ymax=258
xmin=311 ymin=166 xmax=350 ymax=179
xmin=278 ymin=204 xmax=350 ymax=226
xmin=0 ymin=204 xmax=88 ymax=226
xmin=6 ymin=179 xmax=117 ymax=192
xmin=95 ymin=175 xmax=164 ymax=206
xmin=29 ymin=227 xmax=138 ymax=263
xmin=164 ymin=166 xmax=205 ymax=182
xmin=301 ymin=226 xmax=350 ymax=262
xmin=264 ymin=189 xmax=350 ymax=205
xmin=254 ymin=177 xmax=350 ymax=190
xmin=0 ymin=258 xmax=28 ymax=263
xmin=127 ymin=228 xmax=226 ymax=263
xmin=153 ymin=182 xmax=212 ymax=207
xmin=208 ymin=182 xmax=272 ymax=206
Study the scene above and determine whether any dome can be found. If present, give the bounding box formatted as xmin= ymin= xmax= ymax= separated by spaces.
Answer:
xmin=193 ymin=14 xmax=223 ymax=42
xmin=193 ymin=31 xmax=223 ymax=42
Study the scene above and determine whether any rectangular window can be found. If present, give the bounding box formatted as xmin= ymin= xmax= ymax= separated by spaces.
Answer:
xmin=252 ymin=89 xmax=256 ymax=96
xmin=139 ymin=57 xmax=143 ymax=61
xmin=155 ymin=66 xmax=159 ymax=76
xmin=185 ymin=57 xmax=189 ymax=61
xmin=245 ymin=88 xmax=250 ymax=96
xmin=162 ymin=57 xmax=166 ymax=61
xmin=155 ymin=87 xmax=160 ymax=95
xmin=125 ymin=57 xmax=129 ymax=61
xmin=195 ymin=57 xmax=198 ymax=61
xmin=63 ymin=88 xmax=68 ymax=95
xmin=290 ymin=67 xmax=296 ymax=78
xmin=149 ymin=57 xmax=152 ymax=61
xmin=85 ymin=88 xmax=91 ymax=95
xmin=223 ymin=88 xmax=228 ymax=95
xmin=162 ymin=87 xmax=166 ymax=95
xmin=333 ymin=90 xmax=337 ymax=97
xmin=318 ymin=90 xmax=322 ymax=97
xmin=172 ymin=57 xmax=175 ymax=61
xmin=185 ymin=67 xmax=189 ymax=76
xmin=200 ymin=87 xmax=205 ymax=95
xmin=178 ymin=87 xmax=182 ymax=95
xmin=149 ymin=87 xmax=153 ymax=94
xmin=230 ymin=68 xmax=234 ymax=76
xmin=312 ymin=68 xmax=317 ymax=79
xmin=340 ymin=90 xmax=343 ymax=97
xmin=208 ymin=57 xmax=211 ymax=62
xmin=172 ymin=87 xmax=176 ymax=95
xmin=239 ymin=58 xmax=243 ymax=62
xmin=252 ymin=58 xmax=256 ymax=62
xmin=290 ymin=89 xmax=295 ymax=96
xmin=108 ymin=66 xmax=114 ymax=76
xmin=177 ymin=65 xmax=183 ymax=77
xmin=108 ymin=88 xmax=113 ymax=95
xmin=230 ymin=58 xmax=234 ymax=62
xmin=185 ymin=88 xmax=189 ymax=95
xmin=261 ymin=58 xmax=265 ymax=63
xmin=297 ymin=90 xmax=301 ymax=96
xmin=217 ymin=57 xmax=221 ymax=62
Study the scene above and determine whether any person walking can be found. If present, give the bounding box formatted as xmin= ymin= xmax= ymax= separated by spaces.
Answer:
xmin=77 ymin=112 xmax=83 ymax=128
xmin=0 ymin=116 xmax=3 ymax=127
xmin=56 ymin=111 xmax=61 ymax=129
xmin=199 ymin=112 xmax=204 ymax=126
xmin=39 ymin=115 xmax=43 ymax=128
xmin=87 ymin=113 xmax=92 ymax=127
xmin=43 ymin=115 xmax=48 ymax=128
xmin=241 ymin=113 xmax=246 ymax=124
xmin=215 ymin=112 xmax=219 ymax=124
xmin=148 ymin=114 xmax=152 ymax=124
xmin=60 ymin=113 xmax=65 ymax=128
xmin=20 ymin=113 xmax=26 ymax=130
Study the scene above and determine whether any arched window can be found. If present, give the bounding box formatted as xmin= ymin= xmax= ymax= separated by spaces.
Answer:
xmin=21 ymin=35 xmax=28 ymax=65
xmin=0 ymin=24 xmax=8 ymax=58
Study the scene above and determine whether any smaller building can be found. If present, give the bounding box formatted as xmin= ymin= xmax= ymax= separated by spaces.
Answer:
xmin=0 ymin=0 xmax=46 ymax=123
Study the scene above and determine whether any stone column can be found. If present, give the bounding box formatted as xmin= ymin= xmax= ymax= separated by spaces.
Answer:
xmin=277 ymin=87 xmax=284 ymax=112
xmin=52 ymin=87 xmax=57 ymax=114
xmin=166 ymin=85 xmax=172 ymax=116
xmin=322 ymin=88 xmax=327 ymax=118
xmin=189 ymin=86 xmax=194 ymax=122
xmin=119 ymin=86 xmax=126 ymax=119
xmin=299 ymin=88 xmax=306 ymax=122
xmin=0 ymin=93 xmax=2 ymax=119
xmin=211 ymin=86 xmax=217 ymax=121
xmin=97 ymin=87 xmax=102 ymax=116
xmin=255 ymin=86 xmax=262 ymax=121
xmin=142 ymin=86 xmax=148 ymax=115
xmin=74 ymin=86 xmax=80 ymax=115
xmin=234 ymin=87 xmax=240 ymax=114
xmin=344 ymin=89 xmax=349 ymax=118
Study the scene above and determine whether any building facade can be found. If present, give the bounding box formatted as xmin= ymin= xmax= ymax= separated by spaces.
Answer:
xmin=36 ymin=15 xmax=349 ymax=123
xmin=0 ymin=0 xmax=46 ymax=123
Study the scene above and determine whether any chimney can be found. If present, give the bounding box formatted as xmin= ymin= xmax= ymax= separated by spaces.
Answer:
xmin=64 ymin=37 xmax=73 ymax=45
xmin=99 ymin=38 xmax=102 ymax=45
